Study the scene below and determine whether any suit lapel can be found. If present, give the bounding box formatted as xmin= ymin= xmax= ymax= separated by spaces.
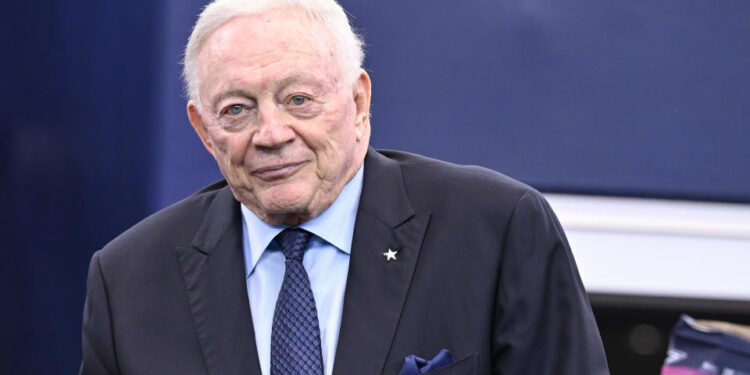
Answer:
xmin=176 ymin=186 xmax=262 ymax=374
xmin=333 ymin=149 xmax=431 ymax=375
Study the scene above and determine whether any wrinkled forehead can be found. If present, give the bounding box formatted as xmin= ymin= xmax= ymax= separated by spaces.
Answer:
xmin=198 ymin=7 xmax=338 ymax=72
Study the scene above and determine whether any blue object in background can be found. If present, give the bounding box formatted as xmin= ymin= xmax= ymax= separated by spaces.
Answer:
xmin=342 ymin=0 xmax=750 ymax=203
xmin=2 ymin=0 xmax=749 ymax=372
xmin=662 ymin=315 xmax=750 ymax=374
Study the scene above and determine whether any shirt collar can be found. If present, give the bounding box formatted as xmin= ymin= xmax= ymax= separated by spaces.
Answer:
xmin=241 ymin=164 xmax=364 ymax=277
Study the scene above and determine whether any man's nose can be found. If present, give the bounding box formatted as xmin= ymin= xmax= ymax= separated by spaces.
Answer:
xmin=252 ymin=102 xmax=296 ymax=149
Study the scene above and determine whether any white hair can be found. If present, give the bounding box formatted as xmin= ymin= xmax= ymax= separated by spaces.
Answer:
xmin=182 ymin=0 xmax=365 ymax=109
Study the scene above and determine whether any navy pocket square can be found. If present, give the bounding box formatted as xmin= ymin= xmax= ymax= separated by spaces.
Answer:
xmin=398 ymin=349 xmax=456 ymax=375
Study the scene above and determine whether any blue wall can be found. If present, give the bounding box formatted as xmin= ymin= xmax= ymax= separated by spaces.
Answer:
xmin=3 ymin=0 xmax=749 ymax=372
xmin=3 ymin=1 xmax=161 ymax=372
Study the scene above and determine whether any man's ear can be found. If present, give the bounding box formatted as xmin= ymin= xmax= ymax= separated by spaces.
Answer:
xmin=187 ymin=101 xmax=214 ymax=155
xmin=352 ymin=70 xmax=372 ymax=142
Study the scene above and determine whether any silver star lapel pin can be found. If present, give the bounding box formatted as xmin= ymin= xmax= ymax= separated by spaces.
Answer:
xmin=383 ymin=248 xmax=398 ymax=261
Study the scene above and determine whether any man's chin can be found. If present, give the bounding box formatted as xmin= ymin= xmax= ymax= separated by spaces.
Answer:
xmin=233 ymin=182 xmax=329 ymax=225
xmin=258 ymin=204 xmax=312 ymax=226
xmin=255 ymin=192 xmax=315 ymax=225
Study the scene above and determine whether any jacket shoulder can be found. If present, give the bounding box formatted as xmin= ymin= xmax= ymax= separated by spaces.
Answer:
xmin=377 ymin=149 xmax=543 ymax=211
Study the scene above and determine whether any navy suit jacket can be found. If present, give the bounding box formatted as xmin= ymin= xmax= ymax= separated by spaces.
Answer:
xmin=81 ymin=148 xmax=609 ymax=374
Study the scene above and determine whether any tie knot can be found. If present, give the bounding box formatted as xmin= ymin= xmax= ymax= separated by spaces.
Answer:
xmin=275 ymin=228 xmax=312 ymax=261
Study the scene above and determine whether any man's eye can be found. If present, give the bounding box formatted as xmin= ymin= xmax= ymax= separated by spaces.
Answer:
xmin=290 ymin=95 xmax=308 ymax=106
xmin=227 ymin=105 xmax=244 ymax=115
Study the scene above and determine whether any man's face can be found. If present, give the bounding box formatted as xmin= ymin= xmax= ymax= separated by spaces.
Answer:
xmin=188 ymin=8 xmax=371 ymax=226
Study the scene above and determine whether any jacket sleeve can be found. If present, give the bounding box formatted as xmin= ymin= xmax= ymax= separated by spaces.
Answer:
xmin=81 ymin=251 xmax=120 ymax=375
xmin=492 ymin=190 xmax=609 ymax=374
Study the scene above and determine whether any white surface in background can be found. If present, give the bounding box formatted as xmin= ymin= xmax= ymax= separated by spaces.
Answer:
xmin=544 ymin=194 xmax=750 ymax=301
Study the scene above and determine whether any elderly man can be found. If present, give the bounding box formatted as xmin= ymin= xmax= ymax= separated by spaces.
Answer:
xmin=81 ymin=0 xmax=608 ymax=374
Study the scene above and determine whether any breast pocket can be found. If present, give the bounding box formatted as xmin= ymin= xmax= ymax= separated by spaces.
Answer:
xmin=427 ymin=352 xmax=477 ymax=375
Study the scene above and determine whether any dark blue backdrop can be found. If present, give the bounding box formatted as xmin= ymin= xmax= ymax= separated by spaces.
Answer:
xmin=3 ymin=0 xmax=748 ymax=372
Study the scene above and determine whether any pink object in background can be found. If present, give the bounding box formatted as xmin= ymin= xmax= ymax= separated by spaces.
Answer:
xmin=661 ymin=366 xmax=713 ymax=375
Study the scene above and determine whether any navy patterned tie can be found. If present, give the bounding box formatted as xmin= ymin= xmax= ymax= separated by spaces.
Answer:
xmin=271 ymin=228 xmax=324 ymax=375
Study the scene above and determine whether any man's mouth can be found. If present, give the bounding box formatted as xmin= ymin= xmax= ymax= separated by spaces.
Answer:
xmin=251 ymin=160 xmax=307 ymax=180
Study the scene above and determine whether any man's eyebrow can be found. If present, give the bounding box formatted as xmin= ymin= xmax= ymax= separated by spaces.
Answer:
xmin=277 ymin=73 xmax=326 ymax=90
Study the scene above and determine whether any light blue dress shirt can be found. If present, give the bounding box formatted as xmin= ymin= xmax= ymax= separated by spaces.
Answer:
xmin=241 ymin=166 xmax=364 ymax=375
